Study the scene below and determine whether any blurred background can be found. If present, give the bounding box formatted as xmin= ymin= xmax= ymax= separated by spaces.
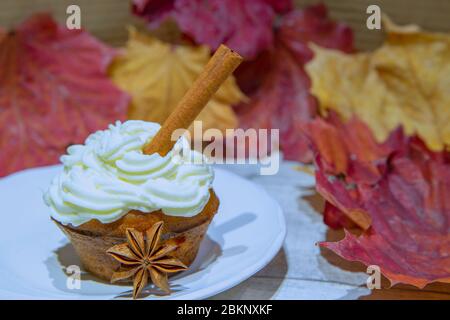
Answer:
xmin=1 ymin=0 xmax=449 ymax=50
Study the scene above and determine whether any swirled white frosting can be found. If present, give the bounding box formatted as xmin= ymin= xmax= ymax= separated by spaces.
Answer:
xmin=44 ymin=120 xmax=214 ymax=226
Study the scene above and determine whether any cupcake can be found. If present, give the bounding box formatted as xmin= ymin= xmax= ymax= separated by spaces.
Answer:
xmin=44 ymin=120 xmax=218 ymax=298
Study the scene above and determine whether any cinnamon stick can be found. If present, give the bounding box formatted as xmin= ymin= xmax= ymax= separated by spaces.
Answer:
xmin=143 ymin=44 xmax=243 ymax=156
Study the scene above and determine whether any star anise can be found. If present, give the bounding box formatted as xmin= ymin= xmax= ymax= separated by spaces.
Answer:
xmin=106 ymin=221 xmax=187 ymax=299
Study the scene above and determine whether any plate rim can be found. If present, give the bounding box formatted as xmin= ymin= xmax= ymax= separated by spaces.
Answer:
xmin=0 ymin=165 xmax=286 ymax=300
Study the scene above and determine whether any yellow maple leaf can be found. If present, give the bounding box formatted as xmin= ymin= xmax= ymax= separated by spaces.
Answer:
xmin=305 ymin=17 xmax=450 ymax=151
xmin=109 ymin=28 xmax=246 ymax=134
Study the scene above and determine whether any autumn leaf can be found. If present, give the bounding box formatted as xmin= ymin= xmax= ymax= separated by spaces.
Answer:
xmin=308 ymin=113 xmax=403 ymax=186
xmin=306 ymin=17 xmax=450 ymax=152
xmin=0 ymin=14 xmax=129 ymax=177
xmin=306 ymin=15 xmax=450 ymax=289
xmin=109 ymin=28 xmax=245 ymax=134
xmin=309 ymin=113 xmax=406 ymax=230
xmin=235 ymin=4 xmax=354 ymax=162
xmin=322 ymin=202 xmax=357 ymax=231
xmin=132 ymin=0 xmax=293 ymax=58
xmin=309 ymin=116 xmax=450 ymax=288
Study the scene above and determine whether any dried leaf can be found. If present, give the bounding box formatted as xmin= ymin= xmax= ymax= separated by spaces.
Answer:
xmin=310 ymin=116 xmax=450 ymax=288
xmin=306 ymin=18 xmax=450 ymax=152
xmin=132 ymin=0 xmax=293 ymax=58
xmin=235 ymin=4 xmax=354 ymax=162
xmin=323 ymin=202 xmax=357 ymax=230
xmin=109 ymin=28 xmax=245 ymax=134
xmin=309 ymin=114 xmax=405 ymax=230
xmin=308 ymin=113 xmax=403 ymax=185
xmin=0 ymin=14 xmax=129 ymax=177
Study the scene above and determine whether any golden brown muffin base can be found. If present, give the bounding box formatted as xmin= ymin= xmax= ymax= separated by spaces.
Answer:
xmin=55 ymin=190 xmax=219 ymax=282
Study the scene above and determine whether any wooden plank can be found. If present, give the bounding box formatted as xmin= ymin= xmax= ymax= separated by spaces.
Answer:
xmin=211 ymin=277 xmax=371 ymax=300
xmin=211 ymin=277 xmax=450 ymax=300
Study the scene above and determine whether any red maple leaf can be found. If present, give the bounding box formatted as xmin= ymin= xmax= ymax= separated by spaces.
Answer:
xmin=309 ymin=116 xmax=450 ymax=288
xmin=132 ymin=0 xmax=293 ymax=58
xmin=308 ymin=113 xmax=403 ymax=186
xmin=234 ymin=4 xmax=354 ymax=162
xmin=0 ymin=14 xmax=129 ymax=177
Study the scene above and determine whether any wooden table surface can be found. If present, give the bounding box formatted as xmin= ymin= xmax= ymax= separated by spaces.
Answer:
xmin=210 ymin=162 xmax=450 ymax=300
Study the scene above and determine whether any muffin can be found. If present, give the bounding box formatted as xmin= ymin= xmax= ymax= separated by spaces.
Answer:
xmin=44 ymin=120 xmax=218 ymax=293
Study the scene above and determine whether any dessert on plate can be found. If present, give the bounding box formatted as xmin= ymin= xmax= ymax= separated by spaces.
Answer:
xmin=44 ymin=120 xmax=218 ymax=296
xmin=43 ymin=44 xmax=242 ymax=299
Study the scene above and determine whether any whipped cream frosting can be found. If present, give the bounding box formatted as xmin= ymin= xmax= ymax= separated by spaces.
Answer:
xmin=44 ymin=120 xmax=214 ymax=226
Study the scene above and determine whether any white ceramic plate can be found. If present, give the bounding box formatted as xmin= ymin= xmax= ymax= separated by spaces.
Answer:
xmin=0 ymin=165 xmax=285 ymax=300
